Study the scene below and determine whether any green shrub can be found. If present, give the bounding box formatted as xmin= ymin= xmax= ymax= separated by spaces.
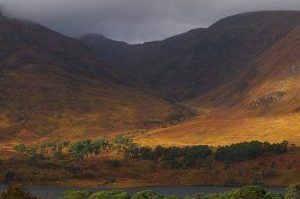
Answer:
xmin=223 ymin=186 xmax=266 ymax=199
xmin=132 ymin=190 xmax=164 ymax=199
xmin=53 ymin=150 xmax=63 ymax=159
xmin=14 ymin=144 xmax=26 ymax=153
xmin=4 ymin=170 xmax=15 ymax=182
xmin=0 ymin=185 xmax=37 ymax=199
xmin=284 ymin=185 xmax=300 ymax=199
xmin=105 ymin=160 xmax=122 ymax=168
xmin=184 ymin=193 xmax=223 ymax=199
xmin=264 ymin=192 xmax=284 ymax=199
xmin=165 ymin=195 xmax=181 ymax=199
xmin=88 ymin=190 xmax=130 ymax=199
xmin=59 ymin=190 xmax=91 ymax=199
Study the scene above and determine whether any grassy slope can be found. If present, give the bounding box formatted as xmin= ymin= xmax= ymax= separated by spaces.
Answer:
xmin=0 ymin=65 xmax=179 ymax=144
xmin=136 ymin=113 xmax=300 ymax=147
xmin=0 ymin=15 xmax=180 ymax=144
xmin=135 ymin=25 xmax=300 ymax=147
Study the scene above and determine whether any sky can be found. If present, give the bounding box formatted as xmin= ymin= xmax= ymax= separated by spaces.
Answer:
xmin=2 ymin=0 xmax=300 ymax=43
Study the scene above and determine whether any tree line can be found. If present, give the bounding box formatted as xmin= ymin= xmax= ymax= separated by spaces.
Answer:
xmin=215 ymin=141 xmax=288 ymax=163
xmin=14 ymin=136 xmax=289 ymax=168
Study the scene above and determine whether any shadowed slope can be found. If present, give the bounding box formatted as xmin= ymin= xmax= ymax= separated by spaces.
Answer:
xmin=82 ymin=11 xmax=300 ymax=100
xmin=0 ymin=15 xmax=182 ymax=143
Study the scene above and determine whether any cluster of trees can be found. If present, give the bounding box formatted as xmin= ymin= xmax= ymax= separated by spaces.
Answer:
xmin=40 ymin=141 xmax=70 ymax=159
xmin=14 ymin=137 xmax=289 ymax=168
xmin=125 ymin=145 xmax=212 ymax=169
xmin=123 ymin=140 xmax=289 ymax=168
xmin=14 ymin=138 xmax=111 ymax=161
xmin=58 ymin=185 xmax=300 ymax=199
xmin=215 ymin=141 xmax=288 ymax=163
xmin=69 ymin=138 xmax=110 ymax=160
xmin=14 ymin=143 xmax=44 ymax=161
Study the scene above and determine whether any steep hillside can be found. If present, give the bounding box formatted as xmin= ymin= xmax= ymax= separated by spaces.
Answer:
xmin=1 ymin=11 xmax=299 ymax=147
xmin=136 ymin=24 xmax=300 ymax=147
xmin=193 ymin=22 xmax=300 ymax=115
xmin=82 ymin=11 xmax=300 ymax=100
xmin=0 ymin=15 xmax=183 ymax=143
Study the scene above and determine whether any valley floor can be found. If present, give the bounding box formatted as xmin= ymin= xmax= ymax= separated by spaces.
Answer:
xmin=0 ymin=106 xmax=299 ymax=188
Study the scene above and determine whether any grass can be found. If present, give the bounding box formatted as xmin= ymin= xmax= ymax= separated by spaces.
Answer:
xmin=0 ymin=69 xmax=184 ymax=144
xmin=135 ymin=113 xmax=300 ymax=147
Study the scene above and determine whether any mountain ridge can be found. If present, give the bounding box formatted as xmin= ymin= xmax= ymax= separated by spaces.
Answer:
xmin=81 ymin=11 xmax=300 ymax=146
xmin=82 ymin=10 xmax=300 ymax=101
xmin=0 ymin=14 xmax=186 ymax=143
xmin=0 ymin=11 xmax=299 ymax=146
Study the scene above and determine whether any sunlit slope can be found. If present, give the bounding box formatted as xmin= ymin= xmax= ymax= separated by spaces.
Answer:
xmin=135 ymin=113 xmax=300 ymax=147
xmin=136 ymin=26 xmax=300 ymax=147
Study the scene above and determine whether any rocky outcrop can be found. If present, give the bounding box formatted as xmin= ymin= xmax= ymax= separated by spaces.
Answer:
xmin=286 ymin=65 xmax=300 ymax=76
xmin=251 ymin=91 xmax=286 ymax=109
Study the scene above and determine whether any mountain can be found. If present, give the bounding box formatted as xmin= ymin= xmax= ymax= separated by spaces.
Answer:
xmin=0 ymin=10 xmax=299 ymax=146
xmin=0 ymin=15 xmax=186 ymax=143
xmin=82 ymin=11 xmax=300 ymax=146
xmin=136 ymin=24 xmax=300 ymax=146
xmin=82 ymin=11 xmax=300 ymax=101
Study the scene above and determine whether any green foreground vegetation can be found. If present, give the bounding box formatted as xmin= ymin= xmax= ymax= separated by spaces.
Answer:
xmin=1 ymin=185 xmax=300 ymax=199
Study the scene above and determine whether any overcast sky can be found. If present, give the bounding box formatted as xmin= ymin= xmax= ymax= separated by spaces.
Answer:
xmin=2 ymin=0 xmax=300 ymax=43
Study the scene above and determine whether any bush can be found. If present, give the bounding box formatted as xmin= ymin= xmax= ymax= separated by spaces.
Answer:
xmin=264 ymin=192 xmax=284 ymax=199
xmin=89 ymin=190 xmax=130 ymax=199
xmin=105 ymin=160 xmax=122 ymax=168
xmin=53 ymin=150 xmax=63 ymax=159
xmin=165 ymin=195 xmax=181 ymax=199
xmin=0 ymin=185 xmax=37 ymax=199
xmin=4 ymin=170 xmax=15 ymax=182
xmin=132 ymin=190 xmax=164 ymax=199
xmin=263 ymin=141 xmax=288 ymax=155
xmin=223 ymin=186 xmax=266 ymax=199
xmin=14 ymin=144 xmax=26 ymax=153
xmin=59 ymin=190 xmax=91 ymax=199
xmin=284 ymin=185 xmax=300 ymax=199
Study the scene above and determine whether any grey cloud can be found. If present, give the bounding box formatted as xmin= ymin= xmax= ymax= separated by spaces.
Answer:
xmin=2 ymin=0 xmax=300 ymax=43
